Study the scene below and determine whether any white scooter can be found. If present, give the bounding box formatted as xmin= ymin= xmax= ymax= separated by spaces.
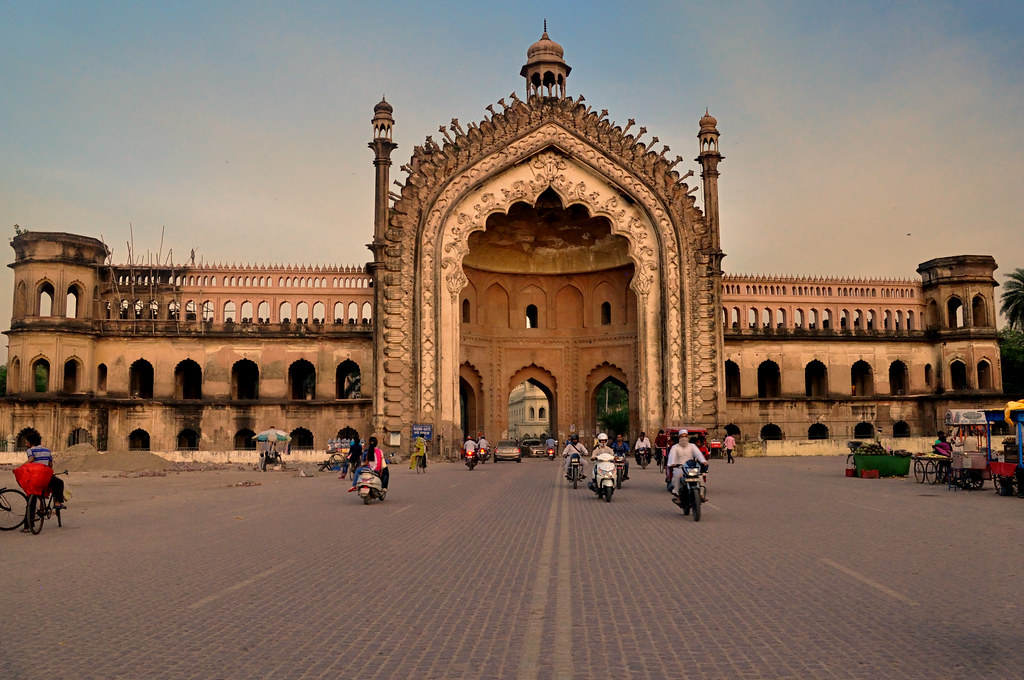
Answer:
xmin=588 ymin=453 xmax=617 ymax=502
xmin=355 ymin=470 xmax=386 ymax=504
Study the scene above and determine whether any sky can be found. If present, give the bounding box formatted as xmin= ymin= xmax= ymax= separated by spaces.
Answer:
xmin=2 ymin=1 xmax=1023 ymax=360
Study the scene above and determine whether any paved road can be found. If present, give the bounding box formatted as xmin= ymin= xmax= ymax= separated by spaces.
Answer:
xmin=2 ymin=455 xmax=1023 ymax=679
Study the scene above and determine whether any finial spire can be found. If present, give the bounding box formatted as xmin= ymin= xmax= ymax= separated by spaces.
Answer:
xmin=544 ymin=18 xmax=547 ymax=33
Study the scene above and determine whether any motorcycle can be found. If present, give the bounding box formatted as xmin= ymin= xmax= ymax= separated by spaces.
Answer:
xmin=613 ymin=453 xmax=627 ymax=489
xmin=567 ymin=452 xmax=583 ymax=489
xmin=671 ymin=462 xmax=703 ymax=521
xmin=635 ymin=448 xmax=651 ymax=469
xmin=465 ymin=450 xmax=478 ymax=470
xmin=355 ymin=470 xmax=386 ymax=505
xmin=589 ymin=457 xmax=616 ymax=502
xmin=547 ymin=446 xmax=556 ymax=460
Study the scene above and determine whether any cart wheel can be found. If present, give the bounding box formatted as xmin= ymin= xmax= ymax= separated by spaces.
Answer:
xmin=913 ymin=459 xmax=925 ymax=484
xmin=923 ymin=460 xmax=935 ymax=485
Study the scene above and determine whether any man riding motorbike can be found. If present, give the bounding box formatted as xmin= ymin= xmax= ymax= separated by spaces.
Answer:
xmin=634 ymin=431 xmax=652 ymax=467
xmin=668 ymin=432 xmax=707 ymax=514
xmin=590 ymin=433 xmax=615 ymax=487
xmin=562 ymin=433 xmax=588 ymax=479
xmin=611 ymin=434 xmax=631 ymax=481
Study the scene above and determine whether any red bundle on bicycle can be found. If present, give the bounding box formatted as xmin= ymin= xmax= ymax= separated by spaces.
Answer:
xmin=14 ymin=463 xmax=54 ymax=496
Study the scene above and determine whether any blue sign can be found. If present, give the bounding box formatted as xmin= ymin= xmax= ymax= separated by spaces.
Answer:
xmin=412 ymin=424 xmax=433 ymax=441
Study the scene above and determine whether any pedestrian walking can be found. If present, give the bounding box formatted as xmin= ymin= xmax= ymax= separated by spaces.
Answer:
xmin=724 ymin=433 xmax=736 ymax=464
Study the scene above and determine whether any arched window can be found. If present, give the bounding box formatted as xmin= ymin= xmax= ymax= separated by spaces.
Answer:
xmin=529 ymin=407 xmax=536 ymax=419
xmin=97 ymin=363 xmax=107 ymax=392
xmin=854 ymin=422 xmax=874 ymax=438
xmin=224 ymin=300 xmax=237 ymax=322
xmin=312 ymin=302 xmax=326 ymax=324
xmin=724 ymin=423 xmax=741 ymax=438
xmin=760 ymin=423 xmax=783 ymax=440
xmin=234 ymin=429 xmax=257 ymax=450
xmin=950 ymin=360 xmax=968 ymax=390
xmin=32 ymin=357 xmax=50 ymax=393
xmin=130 ymin=359 xmax=154 ymax=398
xmin=240 ymin=301 xmax=253 ymax=321
xmin=257 ymin=301 xmax=270 ymax=322
xmin=822 ymin=309 xmax=832 ymax=329
xmin=289 ymin=359 xmax=316 ymax=400
xmin=977 ymin=360 xmax=993 ymax=390
xmin=232 ymin=359 xmax=259 ymax=400
xmin=972 ymin=295 xmax=988 ymax=327
xmin=757 ymin=360 xmax=780 ymax=398
xmin=336 ymin=360 xmax=361 ymax=399
xmin=65 ymin=285 xmax=81 ymax=318
xmin=462 ymin=298 xmax=471 ymax=323
xmin=725 ymin=360 xmax=741 ymax=398
xmin=348 ymin=302 xmax=358 ymax=322
xmin=279 ymin=301 xmax=292 ymax=323
xmin=177 ymin=428 xmax=200 ymax=450
xmin=888 ymin=360 xmax=908 ymax=395
xmin=526 ymin=304 xmax=539 ymax=329
xmin=947 ymin=296 xmax=964 ymax=328
xmin=174 ymin=359 xmax=202 ymax=399
xmin=600 ymin=301 xmax=612 ymax=326
xmin=808 ymin=423 xmax=829 ymax=440
xmin=37 ymin=282 xmax=55 ymax=316
xmin=893 ymin=421 xmax=911 ymax=438
xmin=361 ymin=302 xmax=372 ymax=323
xmin=128 ymin=429 xmax=151 ymax=450
xmin=290 ymin=427 xmax=314 ymax=449
xmin=296 ymin=302 xmax=309 ymax=323
xmin=924 ymin=363 xmax=933 ymax=388
xmin=201 ymin=300 xmax=214 ymax=322
xmin=67 ymin=428 xmax=92 ymax=447
xmin=539 ymin=407 xmax=546 ymax=419
xmin=805 ymin=360 xmax=828 ymax=397
xmin=851 ymin=360 xmax=873 ymax=396
xmin=334 ymin=301 xmax=345 ymax=323
xmin=63 ymin=358 xmax=80 ymax=393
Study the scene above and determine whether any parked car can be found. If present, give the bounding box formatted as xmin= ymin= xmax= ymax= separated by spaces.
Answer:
xmin=493 ymin=440 xmax=522 ymax=462
xmin=521 ymin=438 xmax=544 ymax=457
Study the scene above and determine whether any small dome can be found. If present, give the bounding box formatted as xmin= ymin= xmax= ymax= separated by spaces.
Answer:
xmin=526 ymin=31 xmax=565 ymax=64
xmin=699 ymin=109 xmax=718 ymax=130
xmin=374 ymin=97 xmax=393 ymax=115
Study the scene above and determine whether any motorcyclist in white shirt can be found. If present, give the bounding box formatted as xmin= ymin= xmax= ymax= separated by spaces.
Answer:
xmin=634 ymin=431 xmax=652 ymax=466
xmin=590 ymin=433 xmax=615 ymax=486
xmin=668 ymin=431 xmax=708 ymax=510
xmin=562 ymin=433 xmax=589 ymax=478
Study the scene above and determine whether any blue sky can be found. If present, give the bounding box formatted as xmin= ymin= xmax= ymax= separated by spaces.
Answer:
xmin=2 ymin=1 xmax=1023 ymax=357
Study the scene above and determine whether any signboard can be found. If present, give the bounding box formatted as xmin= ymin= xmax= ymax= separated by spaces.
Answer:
xmin=412 ymin=424 xmax=433 ymax=441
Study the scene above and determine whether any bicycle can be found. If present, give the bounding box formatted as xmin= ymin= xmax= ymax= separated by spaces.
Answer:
xmin=0 ymin=487 xmax=29 ymax=531
xmin=24 ymin=471 xmax=68 ymax=535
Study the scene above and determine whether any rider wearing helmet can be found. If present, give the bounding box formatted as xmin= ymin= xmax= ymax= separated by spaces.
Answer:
xmin=590 ymin=433 xmax=616 ymax=486
xmin=562 ymin=433 xmax=588 ymax=478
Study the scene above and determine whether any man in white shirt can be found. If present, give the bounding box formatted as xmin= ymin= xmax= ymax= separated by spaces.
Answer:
xmin=668 ymin=431 xmax=707 ymax=497
xmin=562 ymin=433 xmax=588 ymax=478
xmin=462 ymin=434 xmax=477 ymax=460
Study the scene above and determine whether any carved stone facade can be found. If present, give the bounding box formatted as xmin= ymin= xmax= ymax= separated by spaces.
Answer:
xmin=0 ymin=32 xmax=1004 ymax=454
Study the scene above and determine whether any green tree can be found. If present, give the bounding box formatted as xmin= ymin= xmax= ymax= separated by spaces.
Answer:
xmin=0 ymin=365 xmax=6 ymax=395
xmin=1001 ymin=267 xmax=1024 ymax=330
xmin=1000 ymin=327 xmax=1024 ymax=397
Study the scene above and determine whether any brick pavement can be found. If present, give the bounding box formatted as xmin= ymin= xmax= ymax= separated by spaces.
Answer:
xmin=1 ymin=455 xmax=1023 ymax=679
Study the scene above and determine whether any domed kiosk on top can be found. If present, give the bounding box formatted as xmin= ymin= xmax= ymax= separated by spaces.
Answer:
xmin=520 ymin=25 xmax=571 ymax=98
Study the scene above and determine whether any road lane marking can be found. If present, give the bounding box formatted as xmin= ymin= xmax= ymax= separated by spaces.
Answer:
xmin=517 ymin=467 xmax=562 ymax=680
xmin=389 ymin=505 xmax=411 ymax=516
xmin=820 ymin=558 xmax=917 ymax=606
xmin=189 ymin=559 xmax=295 ymax=609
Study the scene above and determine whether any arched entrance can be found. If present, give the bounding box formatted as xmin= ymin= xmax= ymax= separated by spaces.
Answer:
xmin=508 ymin=378 xmax=553 ymax=440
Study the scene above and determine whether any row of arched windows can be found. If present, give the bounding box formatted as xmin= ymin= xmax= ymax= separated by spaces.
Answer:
xmin=724 ymin=357 xmax=995 ymax=399
xmin=743 ymin=420 xmax=914 ymax=441
xmin=21 ymin=281 xmax=84 ymax=318
xmin=724 ymin=306 xmax=918 ymax=332
xmin=15 ymin=425 xmax=358 ymax=451
xmin=117 ymin=274 xmax=372 ymax=289
xmin=462 ymin=287 xmax=624 ymax=329
xmin=933 ymin=295 xmax=991 ymax=329
xmin=105 ymin=299 xmax=372 ymax=325
xmin=7 ymin=356 xmax=362 ymax=400
xmin=723 ymin=283 xmax=916 ymax=298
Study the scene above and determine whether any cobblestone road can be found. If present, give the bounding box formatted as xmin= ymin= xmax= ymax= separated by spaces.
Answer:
xmin=2 ymin=455 xmax=1023 ymax=679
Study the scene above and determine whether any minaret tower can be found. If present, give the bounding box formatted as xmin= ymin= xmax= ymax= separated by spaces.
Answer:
xmin=696 ymin=109 xmax=724 ymax=238
xmin=368 ymin=96 xmax=397 ymax=242
xmin=520 ymin=22 xmax=571 ymax=98
xmin=367 ymin=97 xmax=397 ymax=438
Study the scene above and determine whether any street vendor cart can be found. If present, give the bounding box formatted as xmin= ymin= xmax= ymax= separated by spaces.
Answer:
xmin=987 ymin=404 xmax=1024 ymax=497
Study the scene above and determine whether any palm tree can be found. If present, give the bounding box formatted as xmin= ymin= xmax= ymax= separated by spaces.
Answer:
xmin=1002 ymin=268 xmax=1024 ymax=330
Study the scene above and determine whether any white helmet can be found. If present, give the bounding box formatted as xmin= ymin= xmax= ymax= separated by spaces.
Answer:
xmin=597 ymin=433 xmax=608 ymax=442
